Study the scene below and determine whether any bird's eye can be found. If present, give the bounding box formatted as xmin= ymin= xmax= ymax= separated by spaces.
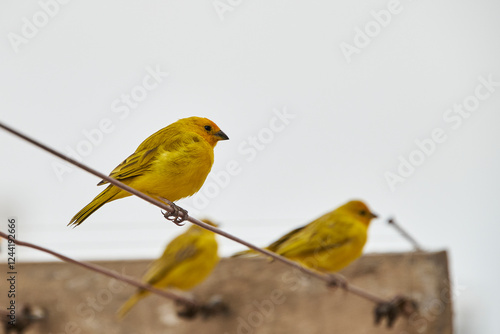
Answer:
xmin=204 ymin=125 xmax=212 ymax=131
xmin=359 ymin=210 xmax=367 ymax=216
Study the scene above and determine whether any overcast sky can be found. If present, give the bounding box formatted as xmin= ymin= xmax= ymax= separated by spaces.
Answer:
xmin=1 ymin=1 xmax=499 ymax=333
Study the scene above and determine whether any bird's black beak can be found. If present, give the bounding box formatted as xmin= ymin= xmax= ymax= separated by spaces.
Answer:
xmin=371 ymin=212 xmax=379 ymax=219
xmin=215 ymin=130 xmax=229 ymax=140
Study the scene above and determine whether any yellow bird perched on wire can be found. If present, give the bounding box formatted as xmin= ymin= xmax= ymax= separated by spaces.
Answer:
xmin=234 ymin=200 xmax=377 ymax=273
xmin=69 ymin=117 xmax=229 ymax=226
xmin=117 ymin=219 xmax=220 ymax=318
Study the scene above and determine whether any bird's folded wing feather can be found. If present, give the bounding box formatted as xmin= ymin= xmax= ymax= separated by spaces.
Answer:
xmin=277 ymin=219 xmax=356 ymax=257
xmin=97 ymin=147 xmax=158 ymax=185
xmin=142 ymin=234 xmax=201 ymax=286
xmin=266 ymin=225 xmax=307 ymax=252
xmin=97 ymin=132 xmax=192 ymax=186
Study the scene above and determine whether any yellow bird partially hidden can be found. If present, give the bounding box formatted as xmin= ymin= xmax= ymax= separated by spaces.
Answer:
xmin=117 ymin=220 xmax=220 ymax=318
xmin=234 ymin=200 xmax=377 ymax=273
xmin=69 ymin=117 xmax=228 ymax=226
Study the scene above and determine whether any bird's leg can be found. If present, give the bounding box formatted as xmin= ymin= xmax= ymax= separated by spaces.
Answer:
xmin=325 ymin=273 xmax=348 ymax=289
xmin=159 ymin=197 xmax=188 ymax=226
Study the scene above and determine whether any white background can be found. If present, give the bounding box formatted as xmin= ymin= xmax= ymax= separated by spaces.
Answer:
xmin=1 ymin=1 xmax=499 ymax=332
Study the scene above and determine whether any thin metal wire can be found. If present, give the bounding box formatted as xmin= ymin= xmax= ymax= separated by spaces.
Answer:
xmin=0 ymin=231 xmax=198 ymax=308
xmin=387 ymin=218 xmax=423 ymax=251
xmin=0 ymin=121 xmax=387 ymax=305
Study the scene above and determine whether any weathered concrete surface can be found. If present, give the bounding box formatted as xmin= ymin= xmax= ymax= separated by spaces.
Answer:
xmin=0 ymin=251 xmax=452 ymax=334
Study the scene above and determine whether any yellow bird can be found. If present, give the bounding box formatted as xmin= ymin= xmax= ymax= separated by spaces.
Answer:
xmin=69 ymin=117 xmax=228 ymax=226
xmin=234 ymin=200 xmax=377 ymax=273
xmin=117 ymin=220 xmax=220 ymax=318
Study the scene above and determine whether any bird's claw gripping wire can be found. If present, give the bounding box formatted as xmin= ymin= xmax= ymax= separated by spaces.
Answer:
xmin=159 ymin=197 xmax=188 ymax=226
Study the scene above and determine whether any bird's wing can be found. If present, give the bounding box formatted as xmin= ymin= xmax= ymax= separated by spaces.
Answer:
xmin=277 ymin=217 xmax=357 ymax=257
xmin=97 ymin=147 xmax=158 ymax=185
xmin=231 ymin=225 xmax=307 ymax=258
xmin=97 ymin=131 xmax=197 ymax=186
xmin=266 ymin=225 xmax=307 ymax=252
xmin=142 ymin=233 xmax=201 ymax=286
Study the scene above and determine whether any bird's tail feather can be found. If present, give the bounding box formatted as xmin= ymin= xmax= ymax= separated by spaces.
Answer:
xmin=68 ymin=185 xmax=121 ymax=227
xmin=117 ymin=290 xmax=147 ymax=319
xmin=232 ymin=248 xmax=270 ymax=258
xmin=231 ymin=249 xmax=255 ymax=258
